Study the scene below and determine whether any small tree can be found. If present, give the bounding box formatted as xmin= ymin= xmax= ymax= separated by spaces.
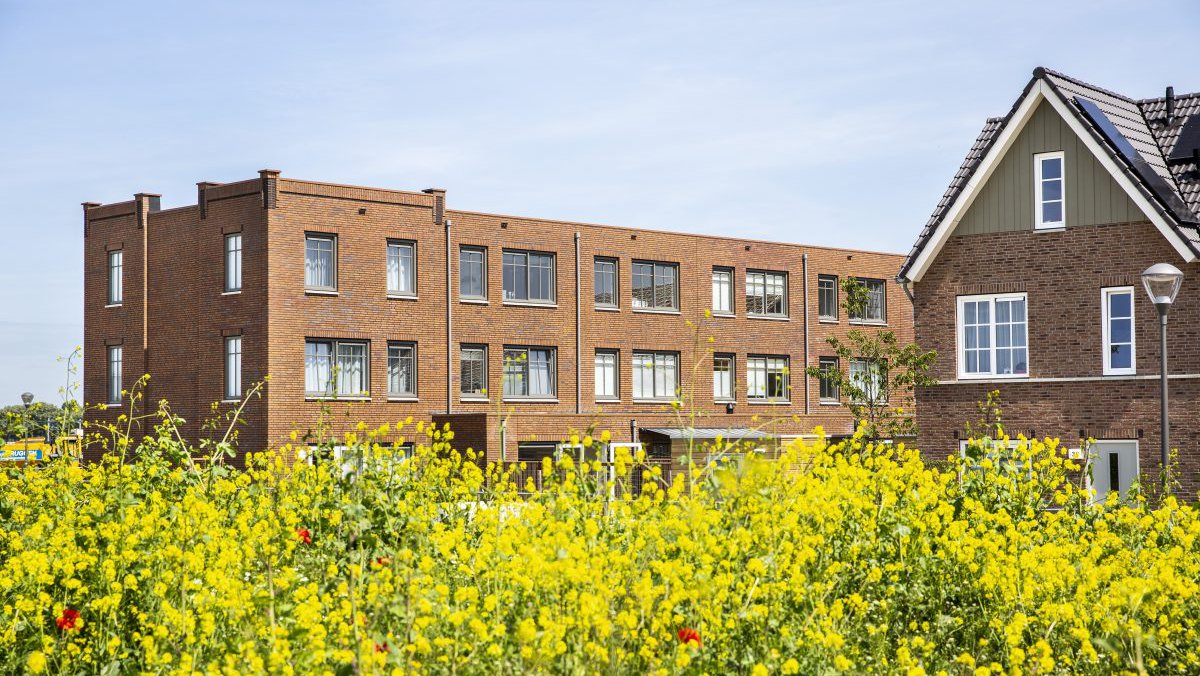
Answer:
xmin=806 ymin=278 xmax=936 ymax=441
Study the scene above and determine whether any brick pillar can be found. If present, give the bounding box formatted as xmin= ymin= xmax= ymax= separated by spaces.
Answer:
xmin=259 ymin=170 xmax=280 ymax=209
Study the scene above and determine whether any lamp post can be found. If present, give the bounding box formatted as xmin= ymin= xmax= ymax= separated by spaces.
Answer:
xmin=20 ymin=392 xmax=33 ymax=463
xmin=1141 ymin=263 xmax=1184 ymax=490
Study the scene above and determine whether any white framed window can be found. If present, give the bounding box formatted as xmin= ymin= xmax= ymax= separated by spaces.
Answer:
xmin=594 ymin=257 xmax=618 ymax=308
xmin=503 ymin=250 xmax=555 ymax=304
xmin=746 ymin=271 xmax=787 ymax=317
xmin=460 ymin=345 xmax=487 ymax=398
xmin=595 ymin=350 xmax=619 ymax=400
xmin=712 ymin=267 xmax=733 ymax=315
xmin=460 ymin=246 xmax=487 ymax=300
xmin=1034 ymin=151 xmax=1065 ymax=229
xmin=305 ymin=234 xmax=337 ymax=291
xmin=818 ymin=356 xmax=840 ymax=402
xmin=747 ymin=355 xmax=789 ymax=401
xmin=1102 ymin=287 xmax=1135 ymax=375
xmin=387 ymin=240 xmax=416 ymax=297
xmin=387 ymin=342 xmax=417 ymax=398
xmin=817 ymin=275 xmax=838 ymax=320
xmin=632 ymin=261 xmax=679 ymax=311
xmin=224 ymin=234 xmax=242 ymax=293
xmin=850 ymin=358 xmax=887 ymax=404
xmin=224 ymin=336 xmax=242 ymax=400
xmin=713 ymin=354 xmax=734 ymax=401
xmin=107 ymin=250 xmax=123 ymax=305
xmin=957 ymin=293 xmax=1028 ymax=379
xmin=503 ymin=347 xmax=557 ymax=398
xmin=107 ymin=345 xmax=122 ymax=404
xmin=849 ymin=278 xmax=886 ymax=324
xmin=305 ymin=339 xmax=368 ymax=397
xmin=632 ymin=351 xmax=678 ymax=401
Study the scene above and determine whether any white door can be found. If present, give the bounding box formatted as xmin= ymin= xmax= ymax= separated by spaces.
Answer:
xmin=1090 ymin=440 xmax=1139 ymax=502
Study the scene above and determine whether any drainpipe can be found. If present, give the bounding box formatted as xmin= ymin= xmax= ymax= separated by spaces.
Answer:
xmin=897 ymin=275 xmax=915 ymax=303
xmin=445 ymin=218 xmax=453 ymax=414
xmin=802 ymin=253 xmax=810 ymax=415
xmin=575 ymin=232 xmax=582 ymax=415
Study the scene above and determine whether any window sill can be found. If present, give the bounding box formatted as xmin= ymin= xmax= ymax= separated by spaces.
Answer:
xmin=460 ymin=298 xmax=489 ymax=305
xmin=633 ymin=398 xmax=677 ymax=404
xmin=595 ymin=306 xmax=620 ymax=312
xmin=104 ymin=303 xmax=123 ymax=309
xmin=502 ymin=397 xmax=560 ymax=403
xmin=714 ymin=398 xmax=736 ymax=404
xmin=849 ymin=320 xmax=888 ymax=327
xmin=386 ymin=294 xmax=418 ymax=301
xmin=748 ymin=314 xmax=790 ymax=322
xmin=956 ymin=373 xmax=1028 ymax=381
xmin=460 ymin=396 xmax=490 ymax=403
xmin=710 ymin=312 xmax=735 ymax=318
xmin=818 ymin=318 xmax=839 ymax=324
xmin=222 ymin=290 xmax=243 ymax=296
xmin=596 ymin=398 xmax=622 ymax=403
xmin=305 ymin=289 xmax=339 ymax=297
xmin=305 ymin=396 xmax=371 ymax=402
xmin=632 ymin=308 xmax=681 ymax=315
xmin=220 ymin=399 xmax=242 ymax=404
xmin=387 ymin=396 xmax=419 ymax=402
xmin=748 ymin=400 xmax=792 ymax=406
xmin=1102 ymin=371 xmax=1136 ymax=377
xmin=818 ymin=400 xmax=842 ymax=406
xmin=503 ymin=301 xmax=558 ymax=308
xmin=1034 ymin=225 xmax=1065 ymax=233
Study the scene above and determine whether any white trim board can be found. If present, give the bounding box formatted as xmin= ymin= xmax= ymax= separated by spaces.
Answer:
xmin=906 ymin=79 xmax=1195 ymax=283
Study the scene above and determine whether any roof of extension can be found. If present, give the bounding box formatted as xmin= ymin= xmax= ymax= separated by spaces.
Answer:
xmin=899 ymin=67 xmax=1200 ymax=280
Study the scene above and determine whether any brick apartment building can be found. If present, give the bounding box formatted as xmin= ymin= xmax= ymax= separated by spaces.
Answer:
xmin=83 ymin=172 xmax=911 ymax=464
xmin=900 ymin=67 xmax=1200 ymax=500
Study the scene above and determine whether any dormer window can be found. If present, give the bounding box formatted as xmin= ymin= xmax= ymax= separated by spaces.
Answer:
xmin=1034 ymin=151 xmax=1065 ymax=229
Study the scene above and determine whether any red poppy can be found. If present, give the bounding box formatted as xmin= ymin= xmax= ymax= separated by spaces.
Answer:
xmin=296 ymin=527 xmax=312 ymax=544
xmin=375 ymin=642 xmax=389 ymax=653
xmin=676 ymin=627 xmax=701 ymax=647
xmin=56 ymin=608 xmax=80 ymax=631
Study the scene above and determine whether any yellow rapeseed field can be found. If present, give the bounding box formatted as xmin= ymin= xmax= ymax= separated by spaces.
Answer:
xmin=2 ymin=417 xmax=1199 ymax=674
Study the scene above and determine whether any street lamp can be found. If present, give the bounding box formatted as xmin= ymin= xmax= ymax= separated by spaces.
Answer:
xmin=1141 ymin=263 xmax=1184 ymax=489
xmin=20 ymin=392 xmax=33 ymax=408
xmin=19 ymin=392 xmax=34 ymax=463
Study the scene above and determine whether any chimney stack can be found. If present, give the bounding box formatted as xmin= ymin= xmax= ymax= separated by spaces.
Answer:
xmin=1166 ymin=86 xmax=1176 ymax=124
xmin=423 ymin=187 xmax=447 ymax=224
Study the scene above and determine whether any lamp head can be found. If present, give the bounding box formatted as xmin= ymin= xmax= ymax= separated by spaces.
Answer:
xmin=20 ymin=392 xmax=33 ymax=408
xmin=1142 ymin=263 xmax=1184 ymax=313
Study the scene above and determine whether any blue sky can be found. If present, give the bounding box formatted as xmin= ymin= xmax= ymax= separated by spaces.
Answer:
xmin=0 ymin=0 xmax=1197 ymax=403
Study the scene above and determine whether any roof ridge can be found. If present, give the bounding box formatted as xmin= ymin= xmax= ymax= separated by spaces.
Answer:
xmin=1035 ymin=66 xmax=1138 ymax=104
xmin=1139 ymin=91 xmax=1200 ymax=104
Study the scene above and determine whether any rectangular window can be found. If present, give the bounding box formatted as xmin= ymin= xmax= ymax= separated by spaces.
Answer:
xmin=224 ymin=234 xmax=242 ymax=293
xmin=502 ymin=250 xmax=555 ymax=303
xmin=1035 ymin=151 xmax=1065 ymax=229
xmin=305 ymin=339 xmax=368 ymax=397
xmin=849 ymin=278 xmax=886 ymax=323
xmin=459 ymin=246 xmax=487 ymax=300
xmin=595 ymin=350 xmax=619 ymax=400
xmin=594 ymin=257 xmax=618 ymax=308
xmin=713 ymin=354 xmax=734 ymax=401
xmin=818 ymin=356 xmax=840 ymax=402
xmin=387 ymin=241 xmax=416 ymax=297
xmin=1103 ymin=287 xmax=1135 ymax=375
xmin=747 ymin=355 xmax=789 ymax=401
xmin=305 ymin=234 xmax=337 ymax=291
xmin=460 ymin=345 xmax=488 ymax=398
xmin=632 ymin=351 xmax=679 ymax=400
xmin=503 ymin=347 xmax=557 ymax=398
xmin=818 ymin=275 xmax=838 ymax=320
xmin=957 ymin=293 xmax=1028 ymax=378
xmin=387 ymin=342 xmax=417 ymax=398
xmin=224 ymin=336 xmax=242 ymax=400
xmin=850 ymin=359 xmax=886 ymax=403
xmin=107 ymin=345 xmax=122 ymax=404
xmin=712 ymin=267 xmax=734 ymax=315
xmin=107 ymin=250 xmax=123 ymax=305
xmin=746 ymin=271 xmax=788 ymax=317
xmin=632 ymin=261 xmax=679 ymax=311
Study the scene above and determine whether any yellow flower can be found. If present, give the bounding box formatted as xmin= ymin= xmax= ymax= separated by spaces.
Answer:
xmin=27 ymin=651 xmax=47 ymax=674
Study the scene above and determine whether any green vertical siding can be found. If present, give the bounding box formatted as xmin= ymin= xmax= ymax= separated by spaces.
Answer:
xmin=954 ymin=101 xmax=1144 ymax=236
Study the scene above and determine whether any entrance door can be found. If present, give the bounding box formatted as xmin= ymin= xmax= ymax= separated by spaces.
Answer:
xmin=1090 ymin=440 xmax=1139 ymax=503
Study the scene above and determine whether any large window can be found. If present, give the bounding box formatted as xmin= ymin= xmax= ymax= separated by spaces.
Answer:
xmin=957 ymin=293 xmax=1028 ymax=378
xmin=850 ymin=359 xmax=886 ymax=403
xmin=712 ymin=267 xmax=734 ymax=315
xmin=503 ymin=347 xmax=556 ymax=398
xmin=459 ymin=246 xmax=487 ymax=300
xmin=594 ymin=257 xmax=618 ymax=308
xmin=460 ymin=345 xmax=487 ymax=398
xmin=595 ymin=350 xmax=619 ymax=400
xmin=225 ymin=234 xmax=242 ymax=293
xmin=747 ymin=356 xmax=789 ymax=401
xmin=849 ymin=278 xmax=886 ymax=323
xmin=632 ymin=261 xmax=679 ymax=311
xmin=1102 ymin=287 xmax=1135 ymax=375
xmin=305 ymin=234 xmax=337 ymax=292
xmin=818 ymin=275 xmax=838 ymax=320
xmin=713 ymin=354 xmax=734 ymax=401
xmin=387 ymin=241 xmax=416 ymax=297
xmin=387 ymin=342 xmax=417 ymax=398
xmin=107 ymin=345 xmax=122 ymax=404
xmin=818 ymin=356 xmax=840 ymax=402
xmin=107 ymin=250 xmax=123 ymax=305
xmin=224 ymin=336 xmax=242 ymax=400
xmin=305 ymin=339 xmax=368 ymax=397
xmin=1035 ymin=151 xmax=1065 ymax=229
xmin=632 ymin=351 xmax=678 ymax=401
xmin=746 ymin=271 xmax=787 ymax=317
xmin=503 ymin=250 xmax=555 ymax=304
